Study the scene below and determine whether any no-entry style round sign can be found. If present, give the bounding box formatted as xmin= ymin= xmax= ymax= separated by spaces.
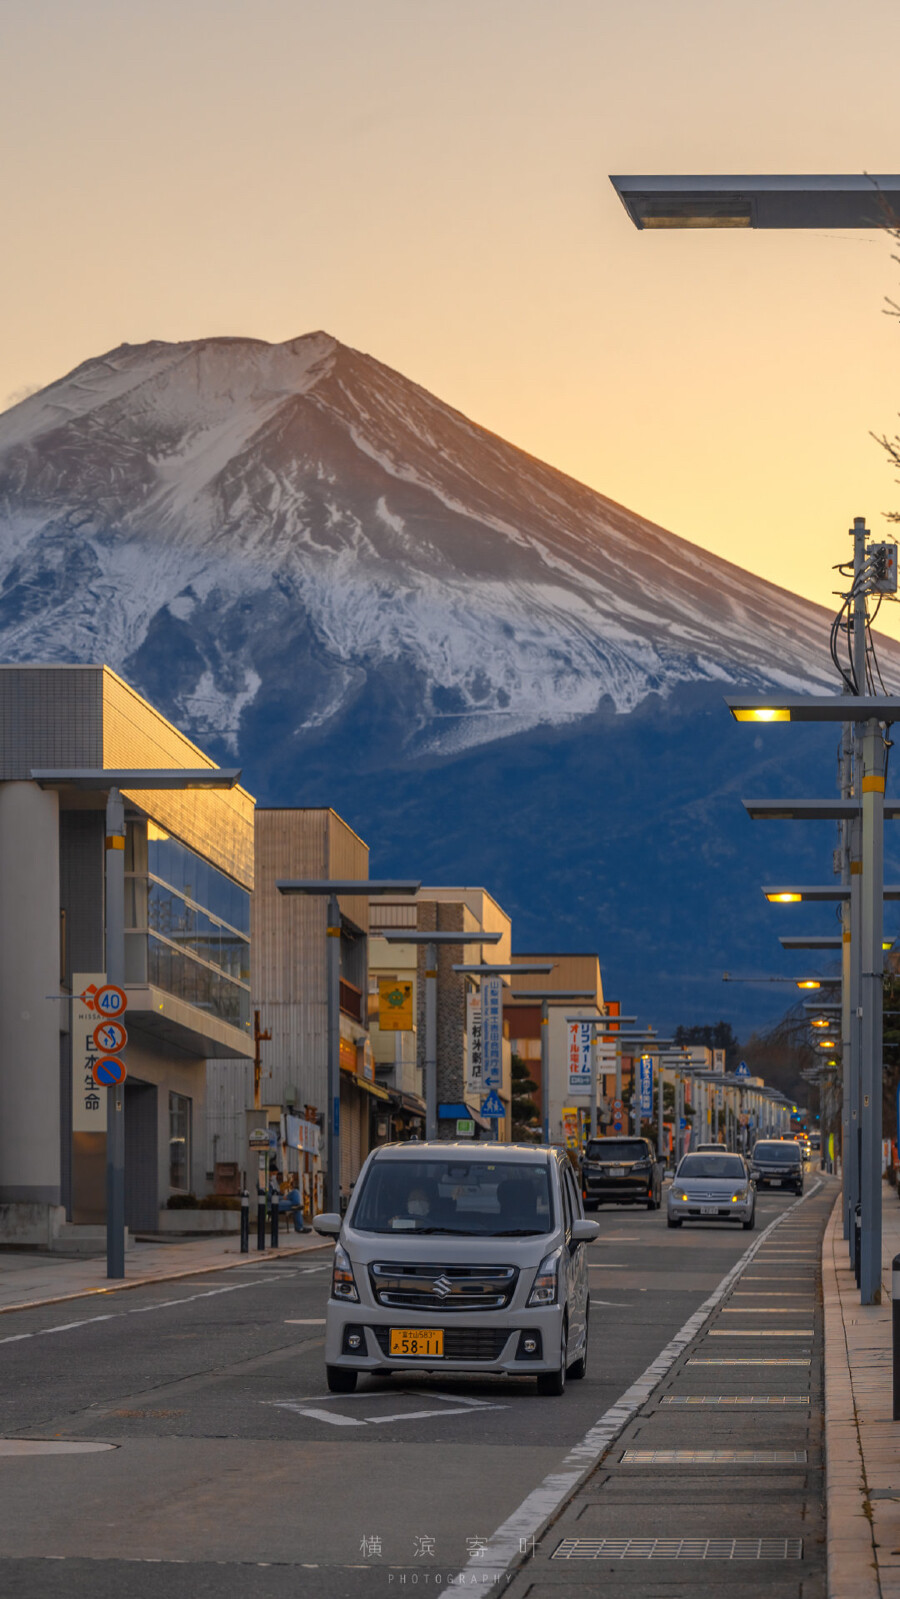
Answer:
xmin=93 ymin=1055 xmax=127 ymax=1087
xmin=93 ymin=1019 xmax=128 ymax=1054
xmin=94 ymin=984 xmax=127 ymax=1018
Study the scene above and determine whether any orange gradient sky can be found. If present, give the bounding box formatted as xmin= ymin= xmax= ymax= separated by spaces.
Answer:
xmin=2 ymin=0 xmax=900 ymax=632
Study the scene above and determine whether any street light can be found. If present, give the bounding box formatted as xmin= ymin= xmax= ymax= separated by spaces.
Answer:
xmin=276 ymin=880 xmax=420 ymax=1213
xmin=609 ymin=174 xmax=900 ymax=231
xmin=32 ymin=766 xmax=243 ymax=1280
xmin=381 ymin=929 xmax=503 ymax=1140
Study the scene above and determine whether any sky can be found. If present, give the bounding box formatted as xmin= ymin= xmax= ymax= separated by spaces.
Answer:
xmin=2 ymin=0 xmax=900 ymax=633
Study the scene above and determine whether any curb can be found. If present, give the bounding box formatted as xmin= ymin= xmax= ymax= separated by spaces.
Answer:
xmin=0 ymin=1238 xmax=332 ymax=1317
xmin=823 ymin=1195 xmax=881 ymax=1599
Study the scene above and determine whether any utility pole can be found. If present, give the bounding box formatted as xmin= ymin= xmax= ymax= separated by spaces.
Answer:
xmin=105 ymin=787 xmax=126 ymax=1281
xmin=253 ymin=1009 xmax=272 ymax=1111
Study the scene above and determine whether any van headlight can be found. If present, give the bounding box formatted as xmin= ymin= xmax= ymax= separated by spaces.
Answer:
xmin=527 ymin=1248 xmax=562 ymax=1306
xmin=331 ymin=1241 xmax=359 ymax=1302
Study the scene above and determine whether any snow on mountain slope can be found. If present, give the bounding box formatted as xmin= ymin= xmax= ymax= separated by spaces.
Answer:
xmin=0 ymin=332 xmax=892 ymax=762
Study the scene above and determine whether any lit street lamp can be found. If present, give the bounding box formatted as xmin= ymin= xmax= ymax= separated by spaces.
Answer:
xmin=610 ymin=174 xmax=900 ymax=231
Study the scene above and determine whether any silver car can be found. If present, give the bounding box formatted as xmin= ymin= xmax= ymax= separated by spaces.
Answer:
xmin=667 ymin=1151 xmax=755 ymax=1229
xmin=314 ymin=1142 xmax=598 ymax=1396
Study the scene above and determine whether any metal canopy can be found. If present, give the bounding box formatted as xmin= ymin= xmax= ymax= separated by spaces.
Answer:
xmin=726 ymin=695 xmax=900 ymax=723
xmin=506 ymin=989 xmax=596 ymax=1000
xmin=276 ymin=880 xmax=420 ymax=896
xmin=745 ymin=798 xmax=900 ymax=821
xmin=452 ymin=963 xmax=554 ymax=975
xmin=381 ymin=930 xmax=502 ymax=944
xmin=610 ymin=174 xmax=900 ymax=230
xmin=31 ymin=767 xmax=242 ymax=789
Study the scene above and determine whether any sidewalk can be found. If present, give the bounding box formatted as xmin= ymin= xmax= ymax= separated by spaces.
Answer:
xmin=0 ymin=1230 xmax=329 ymax=1315
xmin=824 ymin=1183 xmax=900 ymax=1598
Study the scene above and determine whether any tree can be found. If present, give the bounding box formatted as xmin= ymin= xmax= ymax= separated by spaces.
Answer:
xmin=738 ymin=1002 xmax=820 ymax=1104
xmin=673 ymin=1021 xmax=740 ymax=1069
xmin=510 ymin=1053 xmax=540 ymax=1142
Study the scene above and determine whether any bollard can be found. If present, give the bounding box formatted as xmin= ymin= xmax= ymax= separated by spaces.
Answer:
xmin=240 ymin=1190 xmax=249 ymax=1254
xmin=271 ymin=1200 xmax=279 ymax=1248
xmin=894 ymin=1254 xmax=900 ymax=1421
xmin=257 ymin=1195 xmax=266 ymax=1251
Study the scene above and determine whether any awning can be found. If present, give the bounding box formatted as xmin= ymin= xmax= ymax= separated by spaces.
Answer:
xmin=387 ymin=1090 xmax=426 ymax=1115
xmin=438 ymin=1102 xmax=493 ymax=1131
xmin=354 ymin=1076 xmax=391 ymax=1102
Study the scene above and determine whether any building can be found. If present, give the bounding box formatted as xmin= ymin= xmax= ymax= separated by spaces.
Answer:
xmin=506 ymin=954 xmax=604 ymax=1146
xmin=206 ymin=807 xmax=382 ymax=1207
xmin=0 ymin=665 xmax=254 ymax=1246
xmin=368 ymin=897 xmax=426 ymax=1139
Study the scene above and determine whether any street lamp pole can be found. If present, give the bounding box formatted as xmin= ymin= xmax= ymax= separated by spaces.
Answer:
xmin=860 ymin=716 xmax=886 ymax=1301
xmin=425 ymin=941 xmax=438 ymax=1140
xmin=326 ymin=894 xmax=341 ymax=1210
xmin=104 ymin=787 xmax=126 ymax=1280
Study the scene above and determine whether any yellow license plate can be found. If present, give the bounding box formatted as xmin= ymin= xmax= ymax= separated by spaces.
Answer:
xmin=389 ymin=1328 xmax=444 ymax=1357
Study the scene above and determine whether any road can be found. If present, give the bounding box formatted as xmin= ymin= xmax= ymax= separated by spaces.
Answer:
xmin=0 ymin=1173 xmax=833 ymax=1598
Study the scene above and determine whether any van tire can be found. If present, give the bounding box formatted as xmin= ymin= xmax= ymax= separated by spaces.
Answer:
xmin=326 ymin=1365 xmax=358 ymax=1394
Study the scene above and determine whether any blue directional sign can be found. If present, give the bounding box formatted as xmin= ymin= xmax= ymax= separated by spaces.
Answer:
xmin=480 ymin=1090 xmax=505 ymax=1118
xmin=734 ymin=1061 xmax=751 ymax=1079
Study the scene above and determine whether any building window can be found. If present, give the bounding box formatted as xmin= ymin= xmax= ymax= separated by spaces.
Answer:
xmin=169 ymin=1092 xmax=191 ymax=1191
xmin=125 ymin=822 xmax=251 ymax=1031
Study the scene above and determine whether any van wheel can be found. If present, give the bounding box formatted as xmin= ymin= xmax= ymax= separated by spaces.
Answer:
xmin=326 ymin=1365 xmax=357 ymax=1394
xmin=569 ymin=1309 xmax=588 ymax=1380
xmin=537 ymin=1321 xmax=567 ymax=1396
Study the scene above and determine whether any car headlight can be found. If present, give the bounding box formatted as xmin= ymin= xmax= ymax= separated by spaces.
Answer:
xmin=731 ymin=1189 xmax=750 ymax=1203
xmin=331 ymin=1241 xmax=359 ymax=1302
xmin=676 ymin=1190 xmax=689 ymax=1201
xmin=527 ymin=1248 xmax=562 ymax=1306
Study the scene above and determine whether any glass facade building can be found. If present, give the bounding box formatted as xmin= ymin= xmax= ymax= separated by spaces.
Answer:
xmin=125 ymin=821 xmax=251 ymax=1031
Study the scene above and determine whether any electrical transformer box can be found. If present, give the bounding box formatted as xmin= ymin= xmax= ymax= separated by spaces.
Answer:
xmin=869 ymin=542 xmax=898 ymax=593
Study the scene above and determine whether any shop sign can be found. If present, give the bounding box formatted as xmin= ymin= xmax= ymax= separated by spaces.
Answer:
xmin=339 ymin=1036 xmax=357 ymax=1073
xmin=456 ymin=1118 xmax=475 ymax=1137
xmin=72 ymin=972 xmax=106 ymax=1132
xmin=712 ymin=1049 xmax=726 ymax=1073
xmin=481 ymin=976 xmax=503 ymax=1091
xmin=561 ymin=1106 xmax=579 ymax=1150
xmin=639 ymin=1054 xmax=653 ymax=1115
xmin=357 ymin=1037 xmax=375 ymax=1082
xmin=567 ymin=1021 xmax=592 ymax=1096
xmin=466 ymin=989 xmax=482 ymax=1092
xmin=378 ymin=978 xmax=413 ymax=1032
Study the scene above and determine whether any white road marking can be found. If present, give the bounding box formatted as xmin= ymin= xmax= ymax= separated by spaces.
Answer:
xmin=1 ymin=1275 xmax=286 ymax=1347
xmin=0 ymin=1439 xmax=117 ymax=1456
xmin=284 ymin=1319 xmax=326 ymax=1325
xmin=38 ymin=1315 xmax=115 ymax=1335
xmin=449 ymin=1178 xmax=824 ymax=1591
xmin=591 ymin=1300 xmax=627 ymax=1307
xmin=269 ymin=1386 xmax=508 ymax=1427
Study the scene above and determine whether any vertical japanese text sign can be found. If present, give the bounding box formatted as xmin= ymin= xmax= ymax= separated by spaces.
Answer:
xmin=567 ymin=1021 xmax=592 ymax=1095
xmin=639 ymin=1054 xmax=653 ymax=1116
xmin=481 ymin=975 xmax=503 ymax=1091
xmin=466 ymin=989 xmax=483 ymax=1092
xmin=72 ymin=972 xmax=106 ymax=1132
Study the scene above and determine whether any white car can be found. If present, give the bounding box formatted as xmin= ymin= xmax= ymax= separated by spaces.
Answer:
xmin=314 ymin=1142 xmax=598 ymax=1396
xmin=667 ymin=1151 xmax=755 ymax=1229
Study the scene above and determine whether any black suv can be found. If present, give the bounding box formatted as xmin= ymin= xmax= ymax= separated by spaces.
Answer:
xmin=580 ymin=1136 xmax=662 ymax=1211
xmin=750 ymin=1139 xmax=804 ymax=1194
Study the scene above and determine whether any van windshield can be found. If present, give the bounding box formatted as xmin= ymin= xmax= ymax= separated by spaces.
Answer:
xmin=678 ymin=1155 xmax=746 ymax=1180
xmin=585 ymin=1140 xmax=650 ymax=1162
xmin=754 ymin=1143 xmax=801 ymax=1164
xmin=349 ymin=1159 xmax=554 ymax=1237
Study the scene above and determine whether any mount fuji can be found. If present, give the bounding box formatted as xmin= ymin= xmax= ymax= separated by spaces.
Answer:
xmin=1 ymin=331 xmax=895 ymax=1031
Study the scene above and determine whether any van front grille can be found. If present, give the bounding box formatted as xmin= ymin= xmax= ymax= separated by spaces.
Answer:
xmin=369 ymin=1262 xmax=517 ymax=1312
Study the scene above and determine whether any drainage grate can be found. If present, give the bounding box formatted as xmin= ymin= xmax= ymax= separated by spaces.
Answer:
xmin=621 ymin=1449 xmax=807 ymax=1464
xmin=552 ymin=1538 xmax=803 ymax=1561
xmin=689 ymin=1357 xmax=810 ymax=1365
xmin=708 ymin=1329 xmax=812 ymax=1337
xmin=661 ymin=1395 xmax=809 ymax=1406
xmin=732 ymin=1292 xmax=807 ymax=1297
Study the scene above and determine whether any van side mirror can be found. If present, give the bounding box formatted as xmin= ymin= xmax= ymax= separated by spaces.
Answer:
xmin=312 ymin=1212 xmax=342 ymax=1236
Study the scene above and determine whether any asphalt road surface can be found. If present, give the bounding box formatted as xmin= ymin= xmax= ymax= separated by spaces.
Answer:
xmin=0 ymin=1172 xmax=834 ymax=1599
